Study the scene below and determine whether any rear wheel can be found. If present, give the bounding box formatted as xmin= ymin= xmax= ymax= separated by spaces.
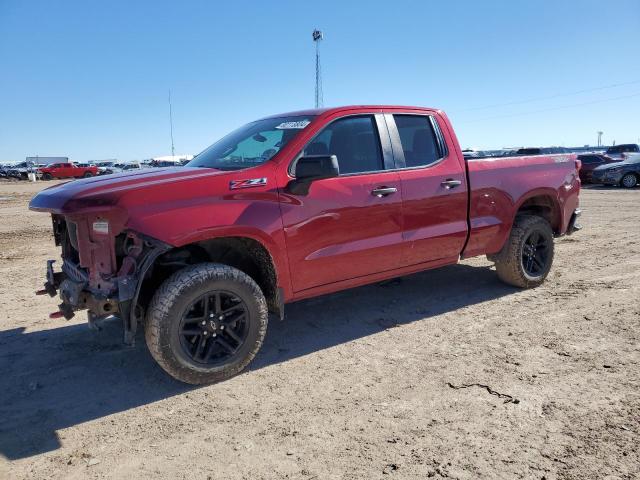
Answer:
xmin=145 ymin=263 xmax=268 ymax=384
xmin=620 ymin=173 xmax=637 ymax=188
xmin=492 ymin=215 xmax=554 ymax=288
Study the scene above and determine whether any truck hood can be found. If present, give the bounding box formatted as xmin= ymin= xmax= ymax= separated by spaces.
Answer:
xmin=29 ymin=167 xmax=226 ymax=214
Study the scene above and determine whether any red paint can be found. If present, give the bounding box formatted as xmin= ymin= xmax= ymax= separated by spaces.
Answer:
xmin=395 ymin=113 xmax=468 ymax=266
xmin=29 ymin=105 xmax=581 ymax=304
xmin=38 ymin=162 xmax=99 ymax=179
xmin=279 ymin=170 xmax=404 ymax=291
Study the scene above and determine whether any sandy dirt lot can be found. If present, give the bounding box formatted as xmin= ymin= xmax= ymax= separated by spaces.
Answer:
xmin=0 ymin=179 xmax=638 ymax=480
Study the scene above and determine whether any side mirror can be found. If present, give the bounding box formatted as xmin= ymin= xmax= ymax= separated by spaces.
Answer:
xmin=287 ymin=155 xmax=339 ymax=195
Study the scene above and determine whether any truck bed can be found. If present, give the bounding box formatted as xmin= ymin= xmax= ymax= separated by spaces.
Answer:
xmin=462 ymin=153 xmax=580 ymax=258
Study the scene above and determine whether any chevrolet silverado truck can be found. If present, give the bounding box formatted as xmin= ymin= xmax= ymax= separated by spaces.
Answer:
xmin=29 ymin=105 xmax=582 ymax=384
xmin=38 ymin=162 xmax=99 ymax=180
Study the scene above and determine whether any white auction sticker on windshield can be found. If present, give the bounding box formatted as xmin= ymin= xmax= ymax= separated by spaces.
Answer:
xmin=275 ymin=120 xmax=311 ymax=129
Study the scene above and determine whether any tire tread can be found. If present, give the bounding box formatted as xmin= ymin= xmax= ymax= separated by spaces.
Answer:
xmin=144 ymin=263 xmax=268 ymax=384
xmin=493 ymin=215 xmax=554 ymax=289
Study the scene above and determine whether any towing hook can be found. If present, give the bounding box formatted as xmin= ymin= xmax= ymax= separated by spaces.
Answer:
xmin=36 ymin=281 xmax=58 ymax=297
xmin=49 ymin=303 xmax=75 ymax=321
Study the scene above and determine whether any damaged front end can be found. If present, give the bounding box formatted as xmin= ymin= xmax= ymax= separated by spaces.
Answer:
xmin=38 ymin=214 xmax=169 ymax=344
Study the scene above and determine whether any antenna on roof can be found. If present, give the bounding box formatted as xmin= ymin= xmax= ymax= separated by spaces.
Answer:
xmin=312 ymin=29 xmax=323 ymax=108
xmin=168 ymin=90 xmax=175 ymax=157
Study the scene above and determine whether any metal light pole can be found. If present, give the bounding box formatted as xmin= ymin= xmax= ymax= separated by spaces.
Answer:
xmin=597 ymin=131 xmax=603 ymax=147
xmin=313 ymin=29 xmax=323 ymax=108
xmin=169 ymin=90 xmax=175 ymax=157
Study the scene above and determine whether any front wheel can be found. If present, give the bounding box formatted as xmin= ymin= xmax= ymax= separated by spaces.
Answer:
xmin=42 ymin=173 xmax=53 ymax=180
xmin=145 ymin=263 xmax=268 ymax=384
xmin=620 ymin=173 xmax=637 ymax=189
xmin=492 ymin=215 xmax=554 ymax=288
xmin=83 ymin=171 xmax=93 ymax=178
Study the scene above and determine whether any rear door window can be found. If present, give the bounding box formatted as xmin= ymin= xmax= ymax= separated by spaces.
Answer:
xmin=392 ymin=115 xmax=441 ymax=168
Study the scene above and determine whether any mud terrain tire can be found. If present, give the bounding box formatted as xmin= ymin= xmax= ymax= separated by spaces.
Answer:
xmin=493 ymin=215 xmax=554 ymax=288
xmin=145 ymin=263 xmax=268 ymax=384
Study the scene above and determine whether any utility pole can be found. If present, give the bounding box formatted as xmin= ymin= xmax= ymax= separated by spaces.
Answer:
xmin=597 ymin=131 xmax=603 ymax=147
xmin=169 ymin=90 xmax=175 ymax=157
xmin=313 ymin=29 xmax=323 ymax=108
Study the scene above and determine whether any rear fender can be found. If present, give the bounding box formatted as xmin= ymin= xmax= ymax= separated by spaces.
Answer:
xmin=513 ymin=188 xmax=563 ymax=233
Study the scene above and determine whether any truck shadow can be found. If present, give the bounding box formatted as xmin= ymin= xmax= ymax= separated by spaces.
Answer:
xmin=0 ymin=262 xmax=516 ymax=460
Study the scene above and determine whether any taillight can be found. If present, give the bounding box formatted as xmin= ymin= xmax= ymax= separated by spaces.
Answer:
xmin=575 ymin=159 xmax=582 ymax=171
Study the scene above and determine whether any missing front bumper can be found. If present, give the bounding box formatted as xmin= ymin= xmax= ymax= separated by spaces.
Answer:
xmin=37 ymin=234 xmax=171 ymax=345
xmin=38 ymin=259 xmax=119 ymax=321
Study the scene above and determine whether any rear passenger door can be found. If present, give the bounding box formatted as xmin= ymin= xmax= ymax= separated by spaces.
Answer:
xmin=385 ymin=113 xmax=468 ymax=266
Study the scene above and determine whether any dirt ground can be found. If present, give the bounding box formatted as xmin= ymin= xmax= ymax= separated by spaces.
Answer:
xmin=0 ymin=179 xmax=638 ymax=480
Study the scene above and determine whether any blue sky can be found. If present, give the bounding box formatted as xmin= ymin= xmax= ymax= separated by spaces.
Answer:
xmin=1 ymin=0 xmax=639 ymax=162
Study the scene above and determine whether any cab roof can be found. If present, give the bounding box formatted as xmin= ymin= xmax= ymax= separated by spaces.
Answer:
xmin=260 ymin=105 xmax=438 ymax=120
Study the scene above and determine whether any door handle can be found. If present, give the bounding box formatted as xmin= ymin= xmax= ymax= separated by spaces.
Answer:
xmin=441 ymin=179 xmax=462 ymax=189
xmin=371 ymin=186 xmax=398 ymax=198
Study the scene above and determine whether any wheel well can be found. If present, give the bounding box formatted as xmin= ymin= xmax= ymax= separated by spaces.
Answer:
xmin=138 ymin=237 xmax=279 ymax=315
xmin=515 ymin=195 xmax=561 ymax=234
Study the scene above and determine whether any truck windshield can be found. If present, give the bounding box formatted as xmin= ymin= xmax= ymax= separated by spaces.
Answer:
xmin=188 ymin=115 xmax=316 ymax=171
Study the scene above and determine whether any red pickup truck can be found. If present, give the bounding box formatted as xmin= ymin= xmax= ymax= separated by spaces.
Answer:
xmin=38 ymin=162 xmax=99 ymax=180
xmin=29 ymin=105 xmax=582 ymax=384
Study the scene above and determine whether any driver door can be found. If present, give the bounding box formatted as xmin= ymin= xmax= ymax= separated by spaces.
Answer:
xmin=278 ymin=113 xmax=404 ymax=293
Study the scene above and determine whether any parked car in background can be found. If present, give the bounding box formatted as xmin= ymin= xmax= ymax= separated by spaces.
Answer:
xmin=605 ymin=144 xmax=639 ymax=160
xmin=622 ymin=152 xmax=640 ymax=161
xmin=7 ymin=161 xmax=38 ymax=179
xmin=592 ymin=154 xmax=640 ymax=188
xmin=122 ymin=163 xmax=143 ymax=171
xmin=38 ymin=162 xmax=99 ymax=180
xmin=517 ymin=147 xmax=568 ymax=155
xmin=149 ymin=159 xmax=184 ymax=168
xmin=462 ymin=149 xmax=517 ymax=159
xmin=462 ymin=149 xmax=482 ymax=159
xmin=96 ymin=161 xmax=123 ymax=175
xmin=577 ymin=153 xmax=619 ymax=183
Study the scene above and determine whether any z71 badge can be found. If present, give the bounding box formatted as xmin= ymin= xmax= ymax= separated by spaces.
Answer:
xmin=229 ymin=178 xmax=268 ymax=190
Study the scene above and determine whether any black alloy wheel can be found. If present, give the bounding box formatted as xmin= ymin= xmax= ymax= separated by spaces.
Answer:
xmin=179 ymin=291 xmax=249 ymax=366
xmin=493 ymin=215 xmax=555 ymax=288
xmin=145 ymin=263 xmax=268 ymax=384
xmin=521 ymin=230 xmax=550 ymax=277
